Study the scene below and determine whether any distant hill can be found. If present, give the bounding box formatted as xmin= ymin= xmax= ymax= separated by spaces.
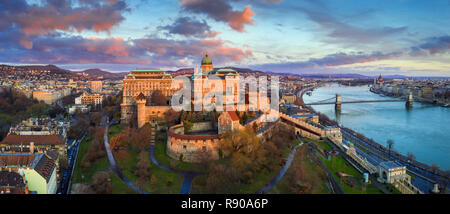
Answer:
xmin=0 ymin=64 xmax=73 ymax=75
xmin=0 ymin=64 xmax=126 ymax=80
xmin=74 ymin=68 xmax=126 ymax=80
xmin=265 ymin=72 xmax=371 ymax=79
xmin=2 ymin=64 xmax=447 ymax=80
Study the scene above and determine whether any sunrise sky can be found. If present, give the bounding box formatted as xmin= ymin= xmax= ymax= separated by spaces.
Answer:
xmin=0 ymin=0 xmax=449 ymax=76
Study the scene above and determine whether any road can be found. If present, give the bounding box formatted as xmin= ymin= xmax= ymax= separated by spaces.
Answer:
xmin=307 ymin=142 xmax=345 ymax=194
xmin=340 ymin=129 xmax=440 ymax=192
xmin=103 ymin=119 xmax=149 ymax=194
xmin=57 ymin=131 xmax=86 ymax=194
xmin=256 ymin=143 xmax=303 ymax=194
xmin=148 ymin=145 xmax=205 ymax=194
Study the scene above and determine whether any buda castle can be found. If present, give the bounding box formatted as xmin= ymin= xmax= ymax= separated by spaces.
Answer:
xmin=121 ymin=54 xmax=268 ymax=127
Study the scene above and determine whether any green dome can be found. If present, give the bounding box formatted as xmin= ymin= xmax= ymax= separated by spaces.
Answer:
xmin=201 ymin=54 xmax=212 ymax=65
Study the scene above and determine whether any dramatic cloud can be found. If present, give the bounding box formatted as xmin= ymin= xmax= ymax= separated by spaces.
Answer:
xmin=297 ymin=7 xmax=407 ymax=44
xmin=158 ymin=17 xmax=220 ymax=38
xmin=0 ymin=0 xmax=129 ymax=48
xmin=133 ymin=37 xmax=253 ymax=64
xmin=251 ymin=51 xmax=402 ymax=73
xmin=179 ymin=0 xmax=255 ymax=32
xmin=410 ymin=36 xmax=450 ymax=56
xmin=0 ymin=34 xmax=253 ymax=67
xmin=252 ymin=34 xmax=450 ymax=74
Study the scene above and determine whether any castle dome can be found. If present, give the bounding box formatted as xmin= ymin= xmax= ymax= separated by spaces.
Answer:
xmin=201 ymin=54 xmax=212 ymax=65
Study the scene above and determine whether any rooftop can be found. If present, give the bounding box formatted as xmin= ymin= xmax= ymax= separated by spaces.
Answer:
xmin=0 ymin=171 xmax=26 ymax=194
xmin=1 ymin=134 xmax=65 ymax=146
xmin=291 ymin=114 xmax=316 ymax=118
xmin=0 ymin=153 xmax=41 ymax=168
xmin=132 ymin=69 xmax=163 ymax=72
xmin=226 ymin=111 xmax=240 ymax=121
xmin=0 ymin=153 xmax=55 ymax=182
xmin=379 ymin=161 xmax=403 ymax=169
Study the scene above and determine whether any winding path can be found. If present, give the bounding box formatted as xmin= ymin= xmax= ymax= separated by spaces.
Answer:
xmin=103 ymin=122 xmax=149 ymax=194
xmin=149 ymin=145 xmax=205 ymax=194
xmin=256 ymin=143 xmax=304 ymax=194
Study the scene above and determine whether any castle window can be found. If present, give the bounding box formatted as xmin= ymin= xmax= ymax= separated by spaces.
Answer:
xmin=202 ymin=146 xmax=206 ymax=151
xmin=183 ymin=145 xmax=187 ymax=149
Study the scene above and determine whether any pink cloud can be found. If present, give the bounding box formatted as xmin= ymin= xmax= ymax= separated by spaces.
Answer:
xmin=179 ymin=0 xmax=256 ymax=32
xmin=228 ymin=6 xmax=256 ymax=32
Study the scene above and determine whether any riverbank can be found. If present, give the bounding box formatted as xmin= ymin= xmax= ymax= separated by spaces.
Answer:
xmin=299 ymin=83 xmax=449 ymax=191
xmin=369 ymin=85 xmax=450 ymax=107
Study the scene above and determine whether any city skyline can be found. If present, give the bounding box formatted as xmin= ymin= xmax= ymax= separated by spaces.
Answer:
xmin=1 ymin=0 xmax=450 ymax=76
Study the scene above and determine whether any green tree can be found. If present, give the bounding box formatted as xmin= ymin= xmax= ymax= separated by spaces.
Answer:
xmin=183 ymin=120 xmax=193 ymax=132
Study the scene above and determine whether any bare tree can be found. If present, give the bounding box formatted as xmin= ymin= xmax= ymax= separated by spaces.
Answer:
xmin=407 ymin=152 xmax=416 ymax=162
xmin=90 ymin=112 xmax=103 ymax=126
xmin=92 ymin=171 xmax=112 ymax=194
xmin=431 ymin=164 xmax=440 ymax=174
xmin=72 ymin=184 xmax=94 ymax=194
xmin=164 ymin=108 xmax=181 ymax=126
xmin=151 ymin=90 xmax=167 ymax=105
xmin=134 ymin=151 xmax=151 ymax=188
xmin=387 ymin=139 xmax=394 ymax=160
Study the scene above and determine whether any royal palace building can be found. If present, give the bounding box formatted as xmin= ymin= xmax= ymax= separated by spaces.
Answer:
xmin=121 ymin=54 xmax=269 ymax=127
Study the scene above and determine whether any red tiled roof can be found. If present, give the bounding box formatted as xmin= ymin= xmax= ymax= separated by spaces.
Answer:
xmin=34 ymin=155 xmax=55 ymax=182
xmin=227 ymin=111 xmax=239 ymax=121
xmin=0 ymin=171 xmax=25 ymax=187
xmin=0 ymin=154 xmax=36 ymax=167
xmin=1 ymin=135 xmax=64 ymax=146
xmin=0 ymin=171 xmax=26 ymax=194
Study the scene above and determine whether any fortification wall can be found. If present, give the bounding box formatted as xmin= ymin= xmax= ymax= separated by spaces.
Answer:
xmin=167 ymin=123 xmax=220 ymax=163
xmin=189 ymin=122 xmax=213 ymax=133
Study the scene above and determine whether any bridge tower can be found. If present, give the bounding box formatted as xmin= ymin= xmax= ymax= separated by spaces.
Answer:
xmin=335 ymin=94 xmax=342 ymax=111
xmin=406 ymin=92 xmax=413 ymax=108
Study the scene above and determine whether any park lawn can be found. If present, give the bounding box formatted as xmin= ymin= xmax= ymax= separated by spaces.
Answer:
xmin=115 ymin=150 xmax=140 ymax=181
xmin=239 ymin=167 xmax=281 ymax=194
xmin=71 ymin=133 xmax=92 ymax=184
xmin=293 ymin=138 xmax=303 ymax=146
xmin=147 ymin=161 xmax=184 ymax=194
xmin=154 ymin=135 xmax=204 ymax=172
xmin=109 ymin=172 xmax=137 ymax=194
xmin=318 ymin=154 xmax=382 ymax=194
xmin=114 ymin=149 xmax=184 ymax=194
xmin=274 ymin=146 xmax=331 ymax=194
xmin=191 ymin=158 xmax=284 ymax=194
xmin=190 ymin=154 xmax=282 ymax=194
xmin=191 ymin=138 xmax=303 ymax=194
xmin=304 ymin=138 xmax=314 ymax=143
xmin=71 ymin=132 xmax=109 ymax=185
xmin=191 ymin=144 xmax=293 ymax=194
xmin=0 ymin=112 xmax=13 ymax=123
xmin=190 ymin=175 xmax=210 ymax=194
xmin=191 ymin=169 xmax=279 ymax=194
xmin=108 ymin=124 xmax=124 ymax=139
xmin=314 ymin=140 xmax=332 ymax=151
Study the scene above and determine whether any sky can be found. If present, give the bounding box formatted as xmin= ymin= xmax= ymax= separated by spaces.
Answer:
xmin=0 ymin=0 xmax=449 ymax=76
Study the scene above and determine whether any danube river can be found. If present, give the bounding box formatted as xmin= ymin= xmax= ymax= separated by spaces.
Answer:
xmin=303 ymin=83 xmax=450 ymax=170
